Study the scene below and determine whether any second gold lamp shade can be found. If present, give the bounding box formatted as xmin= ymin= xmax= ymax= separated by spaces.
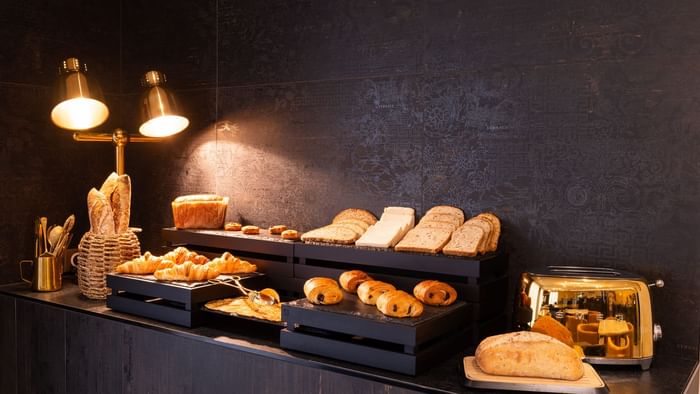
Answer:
xmin=50 ymin=57 xmax=189 ymax=175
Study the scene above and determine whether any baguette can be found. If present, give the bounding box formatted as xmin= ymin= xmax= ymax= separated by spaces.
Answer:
xmin=111 ymin=174 xmax=131 ymax=233
xmin=87 ymin=188 xmax=115 ymax=235
xmin=475 ymin=331 xmax=584 ymax=380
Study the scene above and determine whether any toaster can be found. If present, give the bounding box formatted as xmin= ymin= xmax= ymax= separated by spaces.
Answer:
xmin=514 ymin=266 xmax=663 ymax=370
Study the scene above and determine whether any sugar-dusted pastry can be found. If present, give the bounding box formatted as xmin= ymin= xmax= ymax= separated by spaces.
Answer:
xmin=357 ymin=280 xmax=396 ymax=305
xmin=268 ymin=225 xmax=287 ymax=235
xmin=224 ymin=222 xmax=242 ymax=231
xmin=206 ymin=251 xmax=257 ymax=274
xmin=303 ymin=277 xmax=343 ymax=305
xmin=376 ymin=290 xmax=424 ymax=318
xmin=339 ymin=270 xmax=373 ymax=293
xmin=153 ymin=261 xmax=220 ymax=281
xmin=242 ymin=225 xmax=260 ymax=235
xmin=281 ymin=229 xmax=300 ymax=240
xmin=413 ymin=280 xmax=457 ymax=306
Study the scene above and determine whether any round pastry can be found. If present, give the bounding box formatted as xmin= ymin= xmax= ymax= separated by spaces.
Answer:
xmin=303 ymin=277 xmax=343 ymax=305
xmin=281 ymin=229 xmax=300 ymax=240
xmin=357 ymin=280 xmax=396 ymax=305
xmin=241 ymin=225 xmax=260 ymax=235
xmin=224 ymin=222 xmax=242 ymax=231
xmin=413 ymin=280 xmax=457 ymax=306
xmin=269 ymin=225 xmax=287 ymax=235
xmin=376 ymin=290 xmax=424 ymax=318
xmin=339 ymin=270 xmax=373 ymax=293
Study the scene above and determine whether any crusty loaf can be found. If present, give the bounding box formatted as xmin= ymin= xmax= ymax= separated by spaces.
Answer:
xmin=443 ymin=225 xmax=484 ymax=257
xmin=111 ymin=174 xmax=131 ymax=233
xmin=475 ymin=331 xmax=584 ymax=380
xmin=532 ymin=315 xmax=575 ymax=347
xmin=394 ymin=227 xmax=451 ymax=254
xmin=301 ymin=225 xmax=360 ymax=244
xmin=171 ymin=194 xmax=229 ymax=229
xmin=332 ymin=208 xmax=377 ymax=226
xmin=87 ymin=188 xmax=115 ymax=235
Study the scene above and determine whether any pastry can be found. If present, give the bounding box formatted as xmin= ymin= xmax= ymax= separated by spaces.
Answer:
xmin=339 ymin=270 xmax=373 ymax=293
xmin=332 ymin=208 xmax=378 ymax=226
xmin=376 ymin=290 xmax=424 ymax=318
xmin=205 ymin=296 xmax=281 ymax=322
xmin=268 ymin=225 xmax=287 ymax=235
xmin=357 ymin=280 xmax=396 ymax=305
xmin=114 ymin=251 xmax=174 ymax=274
xmin=443 ymin=225 xmax=485 ymax=257
xmin=301 ymin=225 xmax=360 ymax=245
xmin=394 ymin=227 xmax=451 ymax=254
xmin=87 ymin=188 xmax=115 ymax=235
xmin=153 ymin=261 xmax=220 ymax=281
xmin=303 ymin=277 xmax=343 ymax=305
xmin=532 ymin=315 xmax=575 ymax=347
xmin=207 ymin=251 xmax=257 ymax=274
xmin=413 ymin=280 xmax=457 ymax=306
xmin=171 ymin=194 xmax=229 ymax=229
xmin=475 ymin=331 xmax=584 ymax=380
xmin=242 ymin=225 xmax=260 ymax=235
xmin=281 ymin=229 xmax=300 ymax=240
xmin=224 ymin=222 xmax=242 ymax=231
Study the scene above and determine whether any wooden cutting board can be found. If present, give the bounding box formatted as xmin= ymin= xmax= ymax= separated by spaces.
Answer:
xmin=463 ymin=356 xmax=609 ymax=394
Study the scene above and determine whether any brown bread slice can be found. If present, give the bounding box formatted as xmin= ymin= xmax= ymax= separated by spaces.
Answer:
xmin=463 ymin=217 xmax=492 ymax=254
xmin=332 ymin=208 xmax=377 ymax=226
xmin=333 ymin=221 xmax=367 ymax=236
xmin=443 ymin=225 xmax=484 ymax=257
xmin=394 ymin=227 xmax=451 ymax=254
xmin=425 ymin=205 xmax=465 ymax=222
xmin=415 ymin=220 xmax=459 ymax=232
xmin=301 ymin=225 xmax=359 ymax=245
xmin=477 ymin=212 xmax=501 ymax=252
xmin=420 ymin=212 xmax=464 ymax=227
xmin=334 ymin=218 xmax=370 ymax=231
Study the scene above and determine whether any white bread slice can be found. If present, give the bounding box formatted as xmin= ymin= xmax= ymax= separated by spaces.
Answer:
xmin=383 ymin=207 xmax=415 ymax=217
xmin=475 ymin=331 xmax=584 ymax=381
xmin=394 ymin=227 xmax=451 ymax=254
xmin=443 ymin=225 xmax=484 ymax=257
xmin=425 ymin=205 xmax=464 ymax=222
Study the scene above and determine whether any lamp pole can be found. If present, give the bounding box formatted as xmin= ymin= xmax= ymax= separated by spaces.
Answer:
xmin=73 ymin=129 xmax=160 ymax=175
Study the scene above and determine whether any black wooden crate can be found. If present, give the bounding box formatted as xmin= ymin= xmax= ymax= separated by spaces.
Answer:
xmin=161 ymin=228 xmax=297 ymax=292
xmin=106 ymin=272 xmax=265 ymax=327
xmin=281 ymin=293 xmax=470 ymax=375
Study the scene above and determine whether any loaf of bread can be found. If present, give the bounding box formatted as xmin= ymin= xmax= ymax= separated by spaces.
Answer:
xmin=357 ymin=280 xmax=396 ymax=305
xmin=339 ymin=270 xmax=373 ymax=293
xmin=532 ymin=315 xmax=575 ymax=347
xmin=413 ymin=280 xmax=457 ymax=306
xmin=303 ymin=277 xmax=343 ymax=305
xmin=376 ymin=290 xmax=424 ymax=318
xmin=171 ymin=194 xmax=229 ymax=229
xmin=87 ymin=188 xmax=116 ymax=235
xmin=475 ymin=331 xmax=584 ymax=380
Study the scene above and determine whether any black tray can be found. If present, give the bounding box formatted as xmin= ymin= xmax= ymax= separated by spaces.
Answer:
xmin=106 ymin=272 xmax=265 ymax=327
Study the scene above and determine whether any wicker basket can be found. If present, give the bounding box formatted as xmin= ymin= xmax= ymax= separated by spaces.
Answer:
xmin=75 ymin=230 xmax=141 ymax=299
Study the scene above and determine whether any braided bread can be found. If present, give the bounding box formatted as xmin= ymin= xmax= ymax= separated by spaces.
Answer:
xmin=357 ymin=280 xmax=396 ymax=305
xmin=376 ymin=290 xmax=424 ymax=318
xmin=413 ymin=280 xmax=457 ymax=306
xmin=339 ymin=270 xmax=373 ymax=293
xmin=303 ymin=277 xmax=343 ymax=305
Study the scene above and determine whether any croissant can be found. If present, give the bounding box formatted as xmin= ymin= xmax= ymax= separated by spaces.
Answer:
xmin=115 ymin=251 xmax=174 ymax=274
xmin=207 ymin=252 xmax=257 ymax=274
xmin=413 ymin=280 xmax=457 ymax=306
xmin=357 ymin=280 xmax=396 ymax=305
xmin=376 ymin=290 xmax=424 ymax=318
xmin=303 ymin=277 xmax=343 ymax=305
xmin=162 ymin=246 xmax=190 ymax=264
xmin=153 ymin=261 xmax=220 ymax=281
xmin=339 ymin=270 xmax=373 ymax=293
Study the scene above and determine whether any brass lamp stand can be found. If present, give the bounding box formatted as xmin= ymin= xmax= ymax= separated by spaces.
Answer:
xmin=73 ymin=129 xmax=160 ymax=175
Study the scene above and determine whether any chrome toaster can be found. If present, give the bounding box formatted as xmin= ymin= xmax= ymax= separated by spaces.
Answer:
xmin=514 ymin=266 xmax=663 ymax=370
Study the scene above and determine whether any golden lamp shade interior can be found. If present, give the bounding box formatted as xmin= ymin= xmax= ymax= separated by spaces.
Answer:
xmin=51 ymin=71 xmax=109 ymax=130
xmin=139 ymin=84 xmax=189 ymax=137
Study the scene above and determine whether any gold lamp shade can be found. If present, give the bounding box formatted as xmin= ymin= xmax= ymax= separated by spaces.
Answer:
xmin=50 ymin=58 xmax=109 ymax=130
xmin=138 ymin=70 xmax=189 ymax=137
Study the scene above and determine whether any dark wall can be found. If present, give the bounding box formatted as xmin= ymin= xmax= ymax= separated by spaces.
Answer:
xmin=0 ymin=1 xmax=121 ymax=284
xmin=1 ymin=0 xmax=698 ymax=360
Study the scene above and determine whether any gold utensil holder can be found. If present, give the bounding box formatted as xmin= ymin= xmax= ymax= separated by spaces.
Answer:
xmin=20 ymin=253 xmax=63 ymax=292
xmin=73 ymin=230 xmax=141 ymax=299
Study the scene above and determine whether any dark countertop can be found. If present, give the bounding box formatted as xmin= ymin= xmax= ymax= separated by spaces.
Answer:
xmin=1 ymin=278 xmax=697 ymax=394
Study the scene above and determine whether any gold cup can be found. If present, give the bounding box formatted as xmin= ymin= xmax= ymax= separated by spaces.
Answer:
xmin=20 ymin=253 xmax=63 ymax=291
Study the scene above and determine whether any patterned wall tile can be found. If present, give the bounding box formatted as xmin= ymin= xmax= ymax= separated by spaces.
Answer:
xmin=218 ymin=0 xmax=424 ymax=86
xmin=121 ymin=0 xmax=217 ymax=92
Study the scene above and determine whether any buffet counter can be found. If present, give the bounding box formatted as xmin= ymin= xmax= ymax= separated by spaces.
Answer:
xmin=1 ymin=278 xmax=697 ymax=394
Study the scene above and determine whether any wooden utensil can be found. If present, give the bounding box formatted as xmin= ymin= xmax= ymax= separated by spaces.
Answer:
xmin=40 ymin=217 xmax=48 ymax=254
xmin=48 ymin=226 xmax=63 ymax=253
